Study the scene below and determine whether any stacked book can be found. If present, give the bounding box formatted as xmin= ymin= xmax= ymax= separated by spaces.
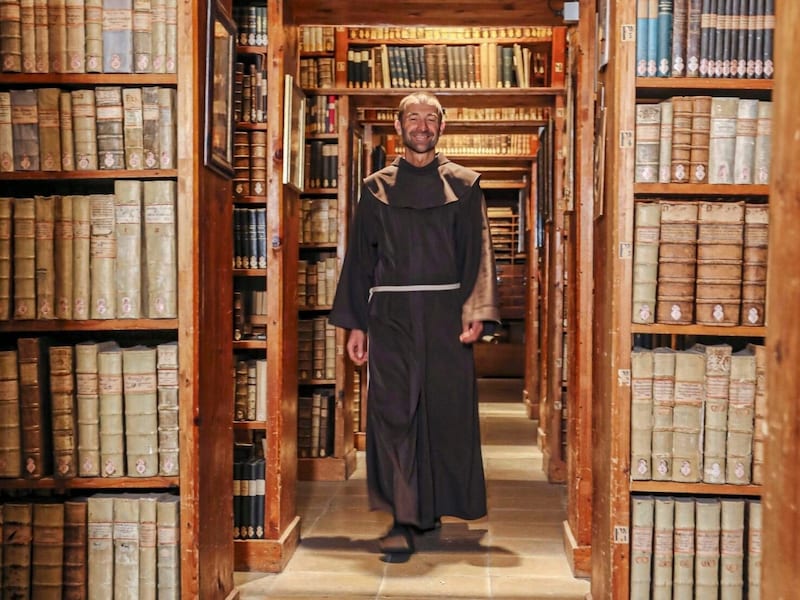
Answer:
xmin=232 ymin=443 xmax=266 ymax=539
xmin=634 ymin=98 xmax=772 ymax=186
xmin=232 ymin=356 xmax=266 ymax=423
xmin=233 ymin=2 xmax=268 ymax=48
xmin=297 ymin=388 xmax=334 ymax=458
xmin=0 ymin=181 xmax=177 ymax=321
xmin=0 ymin=86 xmax=177 ymax=173
xmin=298 ymin=56 xmax=336 ymax=89
xmin=232 ymin=206 xmax=267 ymax=269
xmin=630 ymin=343 xmax=761 ymax=484
xmin=297 ymin=317 xmax=335 ymax=382
xmin=0 ymin=337 xmax=180 ymax=480
xmin=299 ymin=198 xmax=339 ymax=245
xmin=233 ymin=57 xmax=268 ymax=125
xmin=635 ymin=0 xmax=775 ymax=79
xmin=232 ymin=288 xmax=267 ymax=341
xmin=0 ymin=0 xmax=179 ymax=74
xmin=0 ymin=493 xmax=180 ymax=600
xmin=304 ymin=141 xmax=339 ymax=189
xmin=305 ymin=95 xmax=338 ymax=135
xmin=386 ymin=133 xmax=538 ymax=157
xmin=630 ymin=495 xmax=761 ymax=599
xmin=232 ymin=128 xmax=267 ymax=200
xmin=297 ymin=254 xmax=338 ymax=308
xmin=631 ymin=198 xmax=768 ymax=326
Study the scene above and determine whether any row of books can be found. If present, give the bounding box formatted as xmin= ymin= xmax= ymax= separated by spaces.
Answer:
xmin=298 ymin=254 xmax=338 ymax=309
xmin=630 ymin=343 xmax=764 ymax=485
xmin=636 ymin=0 xmax=775 ymax=79
xmin=0 ymin=494 xmax=180 ymax=599
xmin=232 ymin=289 xmax=266 ymax=342
xmin=0 ymin=183 xmax=178 ymax=321
xmin=632 ymin=199 xmax=767 ymax=327
xmin=297 ymin=317 xmax=335 ymax=382
xmin=233 ymin=58 xmax=268 ymax=125
xmin=0 ymin=0 xmax=178 ymax=74
xmin=345 ymin=26 xmax=555 ymax=42
xmin=305 ymin=141 xmax=339 ymax=190
xmin=299 ymin=198 xmax=339 ymax=245
xmin=232 ymin=451 xmax=265 ymax=539
xmin=297 ymin=389 xmax=334 ymax=459
xmin=232 ymin=206 xmax=266 ymax=271
xmin=634 ymin=97 xmax=772 ymax=185
xmin=630 ymin=495 xmax=760 ymax=599
xmin=299 ymin=25 xmax=335 ymax=54
xmin=343 ymin=43 xmax=547 ymax=90
xmin=0 ymin=338 xmax=180 ymax=480
xmin=298 ymin=56 xmax=334 ymax=90
xmin=385 ymin=133 xmax=538 ymax=157
xmin=357 ymin=105 xmax=551 ymax=123
xmin=0 ymin=86 xmax=177 ymax=173
xmin=233 ymin=357 xmax=266 ymax=422
xmin=306 ymin=95 xmax=338 ymax=136
xmin=233 ymin=2 xmax=267 ymax=48
xmin=233 ymin=130 xmax=266 ymax=199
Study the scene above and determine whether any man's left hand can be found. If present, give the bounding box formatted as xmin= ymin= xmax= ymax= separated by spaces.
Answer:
xmin=459 ymin=320 xmax=483 ymax=344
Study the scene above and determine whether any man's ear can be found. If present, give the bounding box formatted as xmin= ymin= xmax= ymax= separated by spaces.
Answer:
xmin=439 ymin=121 xmax=446 ymax=135
xmin=394 ymin=119 xmax=402 ymax=136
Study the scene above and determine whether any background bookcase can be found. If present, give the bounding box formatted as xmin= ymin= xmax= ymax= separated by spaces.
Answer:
xmin=591 ymin=0 xmax=773 ymax=597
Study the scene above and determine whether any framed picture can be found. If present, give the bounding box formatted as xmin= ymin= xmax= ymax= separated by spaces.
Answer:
xmin=282 ymin=74 xmax=306 ymax=192
xmin=597 ymin=0 xmax=610 ymax=70
xmin=203 ymin=0 xmax=236 ymax=177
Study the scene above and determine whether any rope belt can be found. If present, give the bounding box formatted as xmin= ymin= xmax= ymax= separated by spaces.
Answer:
xmin=368 ymin=282 xmax=460 ymax=301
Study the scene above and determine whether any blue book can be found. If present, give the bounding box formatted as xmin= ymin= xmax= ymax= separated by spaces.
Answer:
xmin=657 ymin=0 xmax=675 ymax=76
xmin=647 ymin=0 xmax=660 ymax=76
xmin=102 ymin=0 xmax=134 ymax=73
xmin=637 ymin=0 xmax=650 ymax=76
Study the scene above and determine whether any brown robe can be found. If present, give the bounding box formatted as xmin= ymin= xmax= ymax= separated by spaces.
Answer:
xmin=329 ymin=154 xmax=500 ymax=530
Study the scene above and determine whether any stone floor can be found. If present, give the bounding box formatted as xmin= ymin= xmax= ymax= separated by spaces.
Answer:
xmin=235 ymin=378 xmax=591 ymax=599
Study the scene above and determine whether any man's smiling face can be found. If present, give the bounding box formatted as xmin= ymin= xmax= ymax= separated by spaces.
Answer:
xmin=395 ymin=102 xmax=445 ymax=156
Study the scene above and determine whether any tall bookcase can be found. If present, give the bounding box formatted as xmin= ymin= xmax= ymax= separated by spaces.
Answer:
xmin=0 ymin=0 xmax=239 ymax=596
xmin=592 ymin=1 xmax=772 ymax=597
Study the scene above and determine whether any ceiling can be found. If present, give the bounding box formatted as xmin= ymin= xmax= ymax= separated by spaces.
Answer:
xmin=287 ymin=0 xmax=565 ymax=28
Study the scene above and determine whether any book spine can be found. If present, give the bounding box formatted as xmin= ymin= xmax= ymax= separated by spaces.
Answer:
xmin=31 ymin=502 xmax=64 ymax=599
xmin=673 ymin=498 xmax=695 ymax=597
xmin=658 ymin=98 xmax=673 ymax=183
xmin=694 ymin=498 xmax=721 ymax=598
xmin=63 ymin=499 xmax=88 ymax=600
xmin=34 ymin=194 xmax=56 ymax=319
xmin=33 ymin=0 xmax=49 ymax=72
xmin=657 ymin=0 xmax=674 ymax=77
xmin=652 ymin=497 xmax=675 ymax=599
xmin=18 ymin=336 xmax=51 ymax=478
xmin=689 ymin=95 xmax=712 ymax=183
xmin=156 ymin=87 xmax=175 ymax=169
xmin=114 ymin=179 xmax=142 ymax=318
xmin=132 ymin=0 xmax=151 ymax=72
xmin=0 ymin=197 xmax=12 ymax=319
xmin=59 ymin=91 xmax=75 ymax=170
xmin=141 ymin=86 xmax=160 ymax=168
xmin=64 ymin=0 xmax=85 ymax=72
xmin=733 ymin=98 xmax=758 ymax=183
xmin=90 ymin=193 xmax=117 ymax=318
xmin=75 ymin=341 xmax=100 ymax=475
xmin=0 ymin=91 xmax=13 ymax=171
xmin=699 ymin=0 xmax=717 ymax=76
xmin=164 ymin=0 xmax=175 ymax=72
xmin=0 ymin=349 xmax=21 ymax=477
xmin=122 ymin=86 xmax=144 ymax=168
xmin=761 ymin=0 xmax=773 ymax=78
xmin=150 ymin=0 xmax=165 ymax=72
xmin=71 ymin=88 xmax=98 ymax=170
xmin=113 ymin=496 xmax=140 ymax=599
xmin=102 ymin=0 xmax=133 ymax=73
xmin=84 ymin=0 xmax=102 ymax=72
xmin=13 ymin=196 xmax=36 ymax=319
xmin=156 ymin=494 xmax=180 ymax=599
xmin=630 ymin=496 xmax=655 ymax=597
xmin=707 ymin=96 xmax=738 ymax=184
xmin=747 ymin=499 xmax=762 ymax=598
xmin=37 ymin=87 xmax=61 ymax=171
xmin=47 ymin=0 xmax=67 ymax=72
xmin=3 ymin=503 xmax=33 ymax=599
xmin=122 ymin=346 xmax=159 ymax=477
xmin=143 ymin=180 xmax=177 ymax=318
xmin=632 ymin=203 xmax=661 ymax=325
xmin=672 ymin=0 xmax=688 ymax=76
xmin=95 ymin=85 xmax=125 ymax=169
xmin=98 ymin=343 xmax=124 ymax=476
xmin=634 ymin=103 xmax=661 ymax=183
xmin=156 ymin=341 xmax=179 ymax=476
xmin=686 ymin=0 xmax=703 ymax=75
xmin=87 ymin=495 xmax=114 ymax=597
xmin=54 ymin=194 xmax=74 ymax=318
xmin=49 ymin=345 xmax=77 ymax=478
xmin=71 ymin=194 xmax=91 ymax=319
xmin=10 ymin=88 xmax=39 ymax=171
xmin=0 ymin=0 xmax=23 ymax=72
xmin=139 ymin=495 xmax=157 ymax=599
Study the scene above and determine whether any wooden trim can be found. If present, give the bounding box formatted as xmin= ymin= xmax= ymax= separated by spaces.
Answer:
xmin=234 ymin=516 xmax=301 ymax=572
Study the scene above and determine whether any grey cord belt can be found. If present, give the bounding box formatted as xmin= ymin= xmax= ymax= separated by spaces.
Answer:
xmin=368 ymin=282 xmax=460 ymax=301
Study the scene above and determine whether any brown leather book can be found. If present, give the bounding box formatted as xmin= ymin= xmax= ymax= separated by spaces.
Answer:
xmin=18 ymin=336 xmax=52 ymax=478
xmin=3 ymin=502 xmax=33 ymax=599
xmin=63 ymin=498 xmax=88 ymax=600
xmin=32 ymin=502 xmax=64 ymax=599
xmin=50 ymin=345 xmax=77 ymax=478
xmin=0 ymin=349 xmax=21 ymax=477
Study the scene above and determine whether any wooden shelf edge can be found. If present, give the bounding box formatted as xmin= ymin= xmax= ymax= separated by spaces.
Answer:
xmin=0 ymin=169 xmax=178 ymax=181
xmin=353 ymin=431 xmax=367 ymax=451
xmin=0 ymin=476 xmax=179 ymax=490
xmin=233 ymin=420 xmax=268 ymax=430
xmin=297 ymin=447 xmax=358 ymax=481
xmin=629 ymin=480 xmax=762 ymax=496
xmin=562 ymin=520 xmax=591 ymax=579
xmin=631 ymin=324 xmax=766 ymax=336
xmin=634 ymin=183 xmax=769 ymax=196
xmin=234 ymin=515 xmax=301 ymax=573
xmin=0 ymin=73 xmax=178 ymax=85
xmin=636 ymin=77 xmax=774 ymax=91
xmin=0 ymin=318 xmax=178 ymax=332
xmin=305 ymin=86 xmax=565 ymax=97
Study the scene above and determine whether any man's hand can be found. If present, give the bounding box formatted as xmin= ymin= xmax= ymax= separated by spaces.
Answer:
xmin=459 ymin=320 xmax=483 ymax=345
xmin=347 ymin=329 xmax=368 ymax=366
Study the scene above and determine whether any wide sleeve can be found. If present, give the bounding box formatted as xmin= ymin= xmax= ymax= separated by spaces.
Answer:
xmin=457 ymin=184 xmax=500 ymax=329
xmin=328 ymin=193 xmax=377 ymax=332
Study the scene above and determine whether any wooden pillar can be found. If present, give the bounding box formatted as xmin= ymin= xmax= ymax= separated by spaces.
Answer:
xmin=763 ymin=1 xmax=800 ymax=596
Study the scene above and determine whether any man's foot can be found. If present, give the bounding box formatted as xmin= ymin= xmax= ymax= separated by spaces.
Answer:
xmin=413 ymin=518 xmax=442 ymax=534
xmin=379 ymin=524 xmax=415 ymax=554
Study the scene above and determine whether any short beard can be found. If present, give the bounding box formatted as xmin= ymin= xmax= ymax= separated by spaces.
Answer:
xmin=400 ymin=126 xmax=439 ymax=155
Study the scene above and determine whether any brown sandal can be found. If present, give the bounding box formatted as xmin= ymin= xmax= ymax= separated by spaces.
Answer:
xmin=379 ymin=524 xmax=415 ymax=554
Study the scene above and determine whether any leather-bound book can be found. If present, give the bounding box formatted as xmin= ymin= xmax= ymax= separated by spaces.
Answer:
xmin=71 ymin=194 xmax=91 ymax=319
xmin=0 ymin=196 xmax=11 ymax=318
xmin=98 ymin=342 xmax=124 ymax=477
xmin=36 ymin=87 xmax=61 ymax=170
xmin=54 ymin=194 xmax=74 ymax=318
xmin=34 ymin=194 xmax=56 ymax=319
xmin=63 ymin=498 xmax=88 ymax=600
xmin=89 ymin=193 xmax=116 ymax=319
xmin=0 ymin=349 xmax=21 ymax=477
xmin=49 ymin=344 xmax=77 ymax=478
xmin=2 ymin=502 xmax=33 ymax=599
xmin=94 ymin=86 xmax=125 ymax=169
xmin=13 ymin=196 xmax=36 ymax=319
xmin=114 ymin=179 xmax=142 ymax=318
xmin=142 ymin=180 xmax=176 ymax=318
xmin=122 ymin=345 xmax=158 ymax=477
xmin=70 ymin=89 xmax=98 ymax=170
xmin=657 ymin=200 xmax=698 ymax=324
xmin=87 ymin=494 xmax=115 ymax=598
xmin=58 ymin=91 xmax=74 ymax=170
xmin=75 ymin=341 xmax=101 ymax=476
xmin=18 ymin=336 xmax=52 ymax=478
xmin=156 ymin=494 xmax=180 ymax=600
xmin=32 ymin=502 xmax=64 ymax=598
xmin=113 ymin=494 xmax=140 ymax=599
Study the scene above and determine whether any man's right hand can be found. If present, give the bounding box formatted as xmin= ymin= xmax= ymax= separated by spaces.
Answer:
xmin=347 ymin=329 xmax=368 ymax=366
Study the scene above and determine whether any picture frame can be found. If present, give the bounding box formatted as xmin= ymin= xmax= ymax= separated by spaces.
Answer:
xmin=597 ymin=0 xmax=610 ymax=70
xmin=203 ymin=0 xmax=236 ymax=177
xmin=282 ymin=74 xmax=306 ymax=192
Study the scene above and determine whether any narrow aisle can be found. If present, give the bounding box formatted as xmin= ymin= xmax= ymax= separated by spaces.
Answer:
xmin=235 ymin=378 xmax=590 ymax=599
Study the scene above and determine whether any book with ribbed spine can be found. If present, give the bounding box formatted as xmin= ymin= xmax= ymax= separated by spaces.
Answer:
xmin=64 ymin=0 xmax=85 ymax=72
xmin=32 ymin=502 xmax=64 ymax=598
xmin=113 ymin=494 xmax=140 ymax=599
xmin=741 ymin=204 xmax=767 ymax=326
xmin=156 ymin=494 xmax=180 ymax=599
xmin=672 ymin=497 xmax=695 ymax=599
xmin=657 ymin=200 xmax=698 ymax=324
xmin=58 ymin=91 xmax=74 ymax=170
xmin=632 ymin=201 xmax=660 ymax=324
xmin=652 ymin=496 xmax=674 ymax=599
xmin=686 ymin=0 xmax=703 ymax=75
xmin=84 ymin=0 xmax=102 ymax=71
xmin=71 ymin=194 xmax=91 ymax=319
xmin=671 ymin=0 xmax=688 ymax=76
xmin=0 ymin=196 xmax=11 ymax=318
xmin=164 ymin=0 xmax=176 ymax=73
xmin=0 ymin=92 xmax=12 ymax=171
xmin=753 ymin=100 xmax=771 ymax=184
xmin=70 ymin=89 xmax=98 ymax=170
xmin=122 ymin=87 xmax=144 ymax=168
xmin=0 ymin=0 xmax=22 ymax=72
xmin=3 ymin=502 xmax=33 ymax=599
xmin=75 ymin=341 xmax=101 ymax=476
xmin=115 ymin=179 xmax=142 ymax=318
xmin=157 ymin=341 xmax=179 ymax=476
xmin=733 ymin=98 xmax=758 ymax=183
xmin=34 ymin=194 xmax=56 ymax=319
xmin=95 ymin=86 xmax=125 ymax=169
xmin=701 ymin=344 xmax=732 ymax=483
xmin=0 ymin=349 xmax=21 ymax=477
xmin=63 ymin=498 xmax=88 ymax=600
xmin=671 ymin=347 xmax=705 ymax=482
xmin=658 ymin=98 xmax=673 ymax=183
xmin=708 ymin=96 xmax=739 ymax=184
xmin=98 ymin=342 xmax=124 ymax=476
xmin=726 ymin=345 xmax=755 ymax=484
xmin=33 ymin=0 xmax=48 ymax=72
xmin=141 ymin=86 xmax=160 ymax=169
xmin=630 ymin=496 xmax=654 ymax=597
xmin=720 ymin=498 xmax=745 ymax=598
xmin=54 ymin=194 xmax=74 ymax=318
xmin=670 ymin=96 xmax=692 ymax=182
xmin=635 ymin=103 xmax=661 ymax=182
xmin=143 ymin=180 xmax=176 ymax=318
xmin=150 ymin=0 xmax=166 ymax=72
xmin=139 ymin=494 xmax=158 ymax=599
xmin=651 ymin=347 xmax=675 ymax=480
xmin=102 ymin=0 xmax=133 ymax=72
xmin=10 ymin=88 xmax=39 ymax=170
xmin=37 ymin=87 xmax=61 ymax=170
xmin=695 ymin=498 xmax=721 ymax=599
xmin=90 ymin=193 xmax=117 ymax=319
xmin=747 ymin=499 xmax=761 ymax=599
xmin=750 ymin=342 xmax=766 ymax=484
xmin=47 ymin=0 xmax=67 ymax=72
xmin=157 ymin=87 xmax=175 ymax=168
xmin=13 ymin=197 xmax=36 ymax=319
xmin=18 ymin=336 xmax=51 ymax=478
xmin=49 ymin=344 xmax=77 ymax=478
xmin=132 ymin=0 xmax=151 ymax=71
xmin=87 ymin=494 xmax=114 ymax=598
xmin=122 ymin=345 xmax=158 ymax=477
xmin=689 ymin=95 xmax=712 ymax=183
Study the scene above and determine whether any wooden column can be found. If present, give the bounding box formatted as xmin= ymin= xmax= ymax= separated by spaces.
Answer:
xmin=763 ymin=1 xmax=800 ymax=596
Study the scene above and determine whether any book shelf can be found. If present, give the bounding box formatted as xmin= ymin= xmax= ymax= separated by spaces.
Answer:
xmin=592 ymin=1 xmax=773 ymax=598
